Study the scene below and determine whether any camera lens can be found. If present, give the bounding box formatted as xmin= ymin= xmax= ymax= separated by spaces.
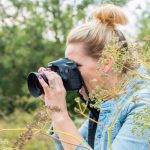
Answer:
xmin=27 ymin=72 xmax=45 ymax=97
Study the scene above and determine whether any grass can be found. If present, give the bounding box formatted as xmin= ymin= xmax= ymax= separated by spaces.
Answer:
xmin=0 ymin=109 xmax=55 ymax=150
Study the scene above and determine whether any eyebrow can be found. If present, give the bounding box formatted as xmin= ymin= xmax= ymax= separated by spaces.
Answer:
xmin=65 ymin=57 xmax=81 ymax=66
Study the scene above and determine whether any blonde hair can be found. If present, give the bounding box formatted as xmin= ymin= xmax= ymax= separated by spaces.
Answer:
xmin=67 ymin=4 xmax=128 ymax=59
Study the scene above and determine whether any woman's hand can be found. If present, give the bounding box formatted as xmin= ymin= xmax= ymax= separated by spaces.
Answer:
xmin=38 ymin=68 xmax=84 ymax=150
xmin=38 ymin=67 xmax=68 ymax=120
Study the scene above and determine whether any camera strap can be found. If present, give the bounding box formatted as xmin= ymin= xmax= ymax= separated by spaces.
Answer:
xmin=78 ymin=86 xmax=100 ymax=149
xmin=77 ymin=82 xmax=100 ymax=120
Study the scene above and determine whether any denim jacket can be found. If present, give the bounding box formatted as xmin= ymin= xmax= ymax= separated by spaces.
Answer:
xmin=50 ymin=65 xmax=150 ymax=150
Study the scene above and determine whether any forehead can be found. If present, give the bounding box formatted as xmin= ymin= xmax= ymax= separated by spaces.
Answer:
xmin=65 ymin=43 xmax=86 ymax=62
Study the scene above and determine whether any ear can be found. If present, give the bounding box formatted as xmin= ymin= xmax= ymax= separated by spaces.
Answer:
xmin=101 ymin=58 xmax=113 ymax=73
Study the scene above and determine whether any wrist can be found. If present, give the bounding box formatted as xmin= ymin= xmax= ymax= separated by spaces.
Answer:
xmin=52 ymin=111 xmax=69 ymax=123
xmin=45 ymin=104 xmax=68 ymax=119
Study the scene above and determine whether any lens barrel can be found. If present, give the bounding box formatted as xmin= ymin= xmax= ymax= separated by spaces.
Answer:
xmin=27 ymin=72 xmax=48 ymax=97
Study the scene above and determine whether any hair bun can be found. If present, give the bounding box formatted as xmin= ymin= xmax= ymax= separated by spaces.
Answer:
xmin=93 ymin=4 xmax=127 ymax=27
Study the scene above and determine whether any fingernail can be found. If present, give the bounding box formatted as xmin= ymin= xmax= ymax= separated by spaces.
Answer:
xmin=43 ymin=68 xmax=47 ymax=71
xmin=38 ymin=76 xmax=42 ymax=79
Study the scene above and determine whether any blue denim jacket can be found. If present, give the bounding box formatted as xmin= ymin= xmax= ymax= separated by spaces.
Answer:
xmin=50 ymin=65 xmax=150 ymax=150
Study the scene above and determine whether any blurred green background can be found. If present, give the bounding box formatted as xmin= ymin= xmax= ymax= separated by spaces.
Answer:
xmin=0 ymin=0 xmax=149 ymax=149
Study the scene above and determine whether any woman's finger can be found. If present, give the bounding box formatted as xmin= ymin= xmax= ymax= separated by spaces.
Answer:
xmin=38 ymin=76 xmax=50 ymax=94
xmin=43 ymin=70 xmax=61 ymax=90
xmin=55 ymin=75 xmax=66 ymax=92
xmin=38 ymin=67 xmax=49 ymax=73
xmin=44 ymin=71 xmax=64 ymax=91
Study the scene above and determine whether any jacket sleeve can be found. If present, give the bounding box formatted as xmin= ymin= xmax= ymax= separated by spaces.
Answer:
xmin=74 ymin=119 xmax=93 ymax=150
xmin=49 ymin=119 xmax=93 ymax=150
xmin=112 ymin=99 xmax=150 ymax=150
xmin=48 ymin=125 xmax=64 ymax=150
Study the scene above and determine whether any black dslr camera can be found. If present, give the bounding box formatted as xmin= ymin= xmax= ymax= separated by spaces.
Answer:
xmin=27 ymin=58 xmax=83 ymax=97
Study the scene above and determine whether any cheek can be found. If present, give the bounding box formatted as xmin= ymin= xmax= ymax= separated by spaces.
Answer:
xmin=78 ymin=68 xmax=85 ymax=79
xmin=79 ymin=68 xmax=92 ymax=81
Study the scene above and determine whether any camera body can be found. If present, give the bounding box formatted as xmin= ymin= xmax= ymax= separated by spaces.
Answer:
xmin=27 ymin=58 xmax=83 ymax=97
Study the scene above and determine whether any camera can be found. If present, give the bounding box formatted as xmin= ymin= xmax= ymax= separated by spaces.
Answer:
xmin=27 ymin=58 xmax=83 ymax=97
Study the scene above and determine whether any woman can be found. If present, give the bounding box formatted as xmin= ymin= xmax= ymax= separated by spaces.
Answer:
xmin=38 ymin=4 xmax=150 ymax=150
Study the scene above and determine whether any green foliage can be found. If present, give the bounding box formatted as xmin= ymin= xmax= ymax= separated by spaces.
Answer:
xmin=0 ymin=110 xmax=54 ymax=150
xmin=97 ymin=0 xmax=128 ymax=6
xmin=138 ymin=11 xmax=150 ymax=41
xmin=0 ymin=0 xmax=90 ymax=115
